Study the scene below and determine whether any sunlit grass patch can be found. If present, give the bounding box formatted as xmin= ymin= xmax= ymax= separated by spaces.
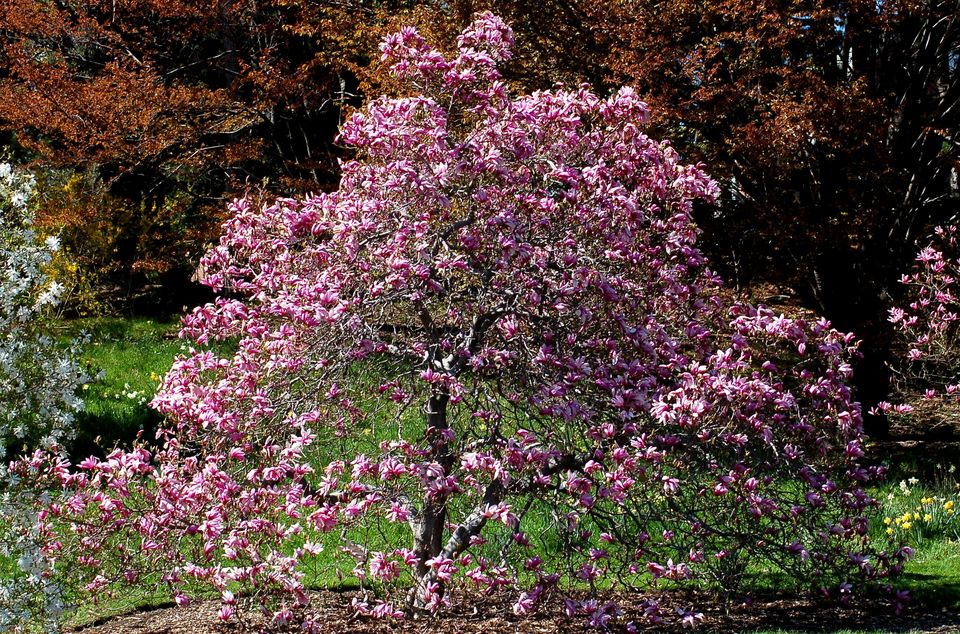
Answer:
xmin=55 ymin=317 xmax=182 ymax=458
xmin=868 ymin=460 xmax=960 ymax=609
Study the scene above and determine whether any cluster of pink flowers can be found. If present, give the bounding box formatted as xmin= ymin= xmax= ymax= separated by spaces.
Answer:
xmin=23 ymin=13 xmax=908 ymax=630
xmin=880 ymin=224 xmax=960 ymax=410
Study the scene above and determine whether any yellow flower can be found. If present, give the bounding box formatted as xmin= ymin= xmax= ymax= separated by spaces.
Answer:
xmin=913 ymin=512 xmax=921 ymax=521
xmin=903 ymin=521 xmax=913 ymax=530
xmin=945 ymin=500 xmax=955 ymax=511
xmin=884 ymin=517 xmax=893 ymax=525
xmin=924 ymin=514 xmax=933 ymax=522
xmin=886 ymin=527 xmax=894 ymax=536
xmin=921 ymin=497 xmax=934 ymax=505
xmin=949 ymin=509 xmax=955 ymax=516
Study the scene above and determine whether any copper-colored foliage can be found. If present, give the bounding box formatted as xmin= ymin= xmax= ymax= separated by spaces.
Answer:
xmin=0 ymin=0 xmax=381 ymax=177
xmin=0 ymin=0 xmax=395 ymax=283
xmin=603 ymin=1 xmax=959 ymax=307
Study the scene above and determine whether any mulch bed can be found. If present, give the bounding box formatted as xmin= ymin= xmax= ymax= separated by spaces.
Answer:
xmin=70 ymin=589 xmax=960 ymax=634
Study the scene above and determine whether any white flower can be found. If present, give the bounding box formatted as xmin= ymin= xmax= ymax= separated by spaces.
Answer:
xmin=0 ymin=163 xmax=86 ymax=632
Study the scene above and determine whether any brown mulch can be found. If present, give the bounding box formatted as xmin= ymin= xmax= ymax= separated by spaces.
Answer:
xmin=69 ymin=590 xmax=960 ymax=634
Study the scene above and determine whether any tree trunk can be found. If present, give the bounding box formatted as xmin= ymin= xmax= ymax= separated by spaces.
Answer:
xmin=804 ymin=247 xmax=893 ymax=438
xmin=411 ymin=390 xmax=451 ymax=591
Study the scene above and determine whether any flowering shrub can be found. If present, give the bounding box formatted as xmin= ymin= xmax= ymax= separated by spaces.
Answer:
xmin=871 ymin=224 xmax=960 ymax=569
xmin=880 ymin=225 xmax=960 ymax=420
xmin=36 ymin=14 xmax=906 ymax=630
xmin=0 ymin=163 xmax=87 ymax=632
xmin=889 ymin=226 xmax=960 ymax=366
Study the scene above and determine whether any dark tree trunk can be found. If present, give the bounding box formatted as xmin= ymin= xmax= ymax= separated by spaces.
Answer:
xmin=412 ymin=390 xmax=451 ymax=580
xmin=805 ymin=247 xmax=894 ymax=439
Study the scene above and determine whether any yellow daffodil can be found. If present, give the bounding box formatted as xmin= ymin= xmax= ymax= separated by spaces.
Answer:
xmin=921 ymin=497 xmax=934 ymax=505
xmin=903 ymin=521 xmax=913 ymax=529
xmin=886 ymin=527 xmax=894 ymax=536
xmin=884 ymin=517 xmax=892 ymax=525
xmin=924 ymin=514 xmax=933 ymax=522
xmin=945 ymin=500 xmax=955 ymax=511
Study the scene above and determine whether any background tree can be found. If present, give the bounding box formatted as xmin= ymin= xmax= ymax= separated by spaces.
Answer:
xmin=0 ymin=0 xmax=402 ymax=309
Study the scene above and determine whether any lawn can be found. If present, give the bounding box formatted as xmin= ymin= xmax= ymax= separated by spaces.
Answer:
xmin=55 ymin=317 xmax=183 ymax=459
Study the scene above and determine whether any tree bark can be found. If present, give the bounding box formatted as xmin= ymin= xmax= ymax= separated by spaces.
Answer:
xmin=412 ymin=390 xmax=451 ymax=579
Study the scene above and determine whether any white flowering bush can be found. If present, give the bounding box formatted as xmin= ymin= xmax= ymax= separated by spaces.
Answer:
xmin=0 ymin=162 xmax=87 ymax=632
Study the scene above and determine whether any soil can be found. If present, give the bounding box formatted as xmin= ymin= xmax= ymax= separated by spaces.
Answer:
xmin=70 ymin=589 xmax=960 ymax=634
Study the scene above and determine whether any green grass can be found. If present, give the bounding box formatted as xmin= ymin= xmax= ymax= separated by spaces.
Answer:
xmin=56 ymin=316 xmax=183 ymax=458
xmin=67 ymin=587 xmax=175 ymax=630
xmin=851 ymin=459 xmax=960 ymax=625
xmin=901 ymin=539 xmax=960 ymax=607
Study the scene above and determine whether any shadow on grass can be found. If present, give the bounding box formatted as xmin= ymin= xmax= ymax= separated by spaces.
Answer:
xmin=69 ymin=407 xmax=162 ymax=460
xmin=903 ymin=569 xmax=960 ymax=610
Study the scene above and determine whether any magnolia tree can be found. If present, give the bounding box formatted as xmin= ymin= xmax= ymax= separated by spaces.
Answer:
xmin=0 ymin=163 xmax=87 ymax=632
xmin=879 ymin=224 xmax=960 ymax=416
xmin=35 ymin=14 xmax=907 ymax=630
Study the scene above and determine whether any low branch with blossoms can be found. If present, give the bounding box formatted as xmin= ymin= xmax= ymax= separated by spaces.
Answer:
xmin=23 ymin=13 xmax=909 ymax=631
